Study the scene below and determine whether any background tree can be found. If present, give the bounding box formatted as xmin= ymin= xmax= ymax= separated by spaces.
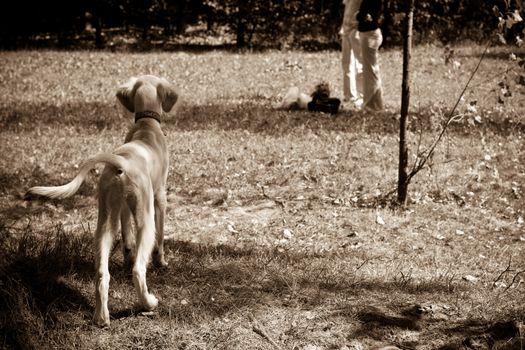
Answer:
xmin=0 ymin=0 xmax=519 ymax=49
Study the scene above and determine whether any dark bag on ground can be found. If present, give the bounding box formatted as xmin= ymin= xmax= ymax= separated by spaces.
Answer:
xmin=307 ymin=83 xmax=341 ymax=114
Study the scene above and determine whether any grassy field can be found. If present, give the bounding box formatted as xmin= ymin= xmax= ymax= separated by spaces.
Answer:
xmin=0 ymin=45 xmax=524 ymax=349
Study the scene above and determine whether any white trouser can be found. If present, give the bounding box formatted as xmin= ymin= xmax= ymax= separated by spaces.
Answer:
xmin=360 ymin=28 xmax=384 ymax=111
xmin=341 ymin=29 xmax=363 ymax=101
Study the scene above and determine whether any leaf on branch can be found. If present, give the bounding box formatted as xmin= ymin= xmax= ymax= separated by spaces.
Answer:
xmin=493 ymin=5 xmax=502 ymax=17
xmin=505 ymin=11 xmax=522 ymax=29
xmin=499 ymin=17 xmax=506 ymax=31
xmin=497 ymin=33 xmax=507 ymax=44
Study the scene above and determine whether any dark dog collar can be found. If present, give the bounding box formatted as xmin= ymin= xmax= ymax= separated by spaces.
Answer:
xmin=135 ymin=111 xmax=161 ymax=124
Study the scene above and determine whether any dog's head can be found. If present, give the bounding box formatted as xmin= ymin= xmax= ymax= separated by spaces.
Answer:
xmin=116 ymin=75 xmax=179 ymax=115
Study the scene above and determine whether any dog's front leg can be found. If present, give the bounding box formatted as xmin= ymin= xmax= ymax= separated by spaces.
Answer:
xmin=153 ymin=190 xmax=168 ymax=267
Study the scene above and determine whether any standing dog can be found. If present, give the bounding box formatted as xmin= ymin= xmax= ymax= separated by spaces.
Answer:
xmin=26 ymin=75 xmax=178 ymax=327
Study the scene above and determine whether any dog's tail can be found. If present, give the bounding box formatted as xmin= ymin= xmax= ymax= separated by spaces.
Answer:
xmin=26 ymin=153 xmax=128 ymax=199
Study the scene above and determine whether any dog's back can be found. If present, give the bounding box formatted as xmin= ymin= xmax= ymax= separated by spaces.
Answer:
xmin=116 ymin=121 xmax=169 ymax=192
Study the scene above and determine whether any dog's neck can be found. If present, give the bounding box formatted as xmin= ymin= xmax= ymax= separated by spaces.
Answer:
xmin=135 ymin=111 xmax=161 ymax=124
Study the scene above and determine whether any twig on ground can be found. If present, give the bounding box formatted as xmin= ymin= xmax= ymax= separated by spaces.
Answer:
xmin=248 ymin=314 xmax=283 ymax=350
xmin=504 ymin=268 xmax=525 ymax=292
xmin=259 ymin=184 xmax=285 ymax=209
xmin=493 ymin=256 xmax=525 ymax=291
xmin=355 ymin=257 xmax=371 ymax=272
xmin=493 ymin=256 xmax=513 ymax=286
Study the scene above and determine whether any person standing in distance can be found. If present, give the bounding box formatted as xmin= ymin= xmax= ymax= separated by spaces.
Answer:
xmin=357 ymin=0 xmax=384 ymax=111
xmin=341 ymin=0 xmax=363 ymax=109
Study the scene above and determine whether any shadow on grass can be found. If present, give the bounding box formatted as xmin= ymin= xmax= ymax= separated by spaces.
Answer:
xmin=345 ymin=305 xmax=522 ymax=350
xmin=2 ymin=101 xmax=523 ymax=137
xmin=0 ymin=225 xmax=94 ymax=349
xmin=140 ymin=240 xmax=467 ymax=323
xmin=0 ymin=101 xmax=123 ymax=133
xmin=435 ymin=319 xmax=523 ymax=350
xmin=0 ymin=224 xmax=521 ymax=348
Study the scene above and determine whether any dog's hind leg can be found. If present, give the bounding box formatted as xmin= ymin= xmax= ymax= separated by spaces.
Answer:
xmin=93 ymin=189 xmax=121 ymax=327
xmin=120 ymin=204 xmax=135 ymax=268
xmin=152 ymin=189 xmax=168 ymax=267
xmin=130 ymin=187 xmax=158 ymax=311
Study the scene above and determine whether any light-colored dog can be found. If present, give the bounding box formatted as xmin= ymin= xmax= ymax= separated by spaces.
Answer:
xmin=26 ymin=75 xmax=178 ymax=327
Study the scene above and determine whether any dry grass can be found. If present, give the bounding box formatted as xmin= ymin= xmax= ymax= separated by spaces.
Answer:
xmin=0 ymin=45 xmax=524 ymax=349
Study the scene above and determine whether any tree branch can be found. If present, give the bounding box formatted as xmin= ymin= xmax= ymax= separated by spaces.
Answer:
xmin=405 ymin=43 xmax=491 ymax=185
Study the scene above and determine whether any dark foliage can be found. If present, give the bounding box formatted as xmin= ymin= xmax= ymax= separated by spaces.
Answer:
xmin=0 ymin=0 xmax=522 ymax=49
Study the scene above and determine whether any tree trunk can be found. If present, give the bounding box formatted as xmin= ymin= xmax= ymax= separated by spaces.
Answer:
xmin=95 ymin=15 xmax=103 ymax=49
xmin=174 ymin=0 xmax=187 ymax=35
xmin=236 ymin=1 xmax=247 ymax=48
xmin=397 ymin=0 xmax=415 ymax=205
xmin=92 ymin=0 xmax=104 ymax=49
xmin=236 ymin=19 xmax=246 ymax=48
xmin=381 ymin=0 xmax=392 ymax=45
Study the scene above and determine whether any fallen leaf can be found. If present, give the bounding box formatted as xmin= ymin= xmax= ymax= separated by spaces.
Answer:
xmin=283 ymin=228 xmax=293 ymax=239
xmin=376 ymin=215 xmax=385 ymax=225
xmin=494 ymin=281 xmax=507 ymax=288
xmin=227 ymin=224 xmax=239 ymax=234
xmin=302 ymin=345 xmax=321 ymax=350
xmin=462 ymin=275 xmax=478 ymax=283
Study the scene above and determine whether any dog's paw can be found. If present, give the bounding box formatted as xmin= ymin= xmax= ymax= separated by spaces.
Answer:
xmin=141 ymin=294 xmax=159 ymax=311
xmin=93 ymin=312 xmax=111 ymax=328
xmin=153 ymin=253 xmax=169 ymax=268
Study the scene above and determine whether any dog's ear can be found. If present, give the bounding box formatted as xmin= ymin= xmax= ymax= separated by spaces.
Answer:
xmin=157 ymin=80 xmax=179 ymax=113
xmin=116 ymin=77 xmax=139 ymax=112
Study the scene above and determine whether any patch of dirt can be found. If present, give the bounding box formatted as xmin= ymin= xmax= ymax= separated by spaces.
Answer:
xmin=226 ymin=200 xmax=281 ymax=226
xmin=165 ymin=195 xmax=281 ymax=246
